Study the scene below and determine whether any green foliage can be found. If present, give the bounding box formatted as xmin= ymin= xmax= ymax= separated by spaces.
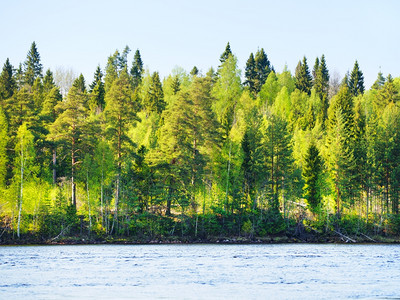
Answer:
xmin=349 ymin=60 xmax=365 ymax=96
xmin=303 ymin=143 xmax=323 ymax=212
xmin=1 ymin=42 xmax=400 ymax=243
xmin=0 ymin=58 xmax=16 ymax=101
xmin=23 ymin=42 xmax=43 ymax=86
xmin=295 ymin=56 xmax=312 ymax=95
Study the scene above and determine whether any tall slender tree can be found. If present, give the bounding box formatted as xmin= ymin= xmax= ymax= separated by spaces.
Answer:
xmin=295 ymin=56 xmax=313 ymax=95
xmin=131 ymin=49 xmax=144 ymax=90
xmin=349 ymin=60 xmax=364 ymax=96
xmin=0 ymin=58 xmax=16 ymax=101
xmin=23 ymin=42 xmax=43 ymax=86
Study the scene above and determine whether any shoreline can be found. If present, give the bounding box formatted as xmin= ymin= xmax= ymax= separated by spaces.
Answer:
xmin=2 ymin=233 xmax=400 ymax=246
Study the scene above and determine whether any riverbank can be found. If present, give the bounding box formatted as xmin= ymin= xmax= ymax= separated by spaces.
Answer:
xmin=2 ymin=232 xmax=400 ymax=246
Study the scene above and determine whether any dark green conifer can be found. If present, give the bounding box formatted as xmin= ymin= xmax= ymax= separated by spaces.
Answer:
xmin=0 ymin=58 xmax=16 ymax=101
xmin=131 ymin=49 xmax=143 ymax=90
xmin=254 ymin=48 xmax=272 ymax=94
xmin=219 ymin=42 xmax=232 ymax=64
xmin=349 ymin=60 xmax=364 ymax=96
xmin=244 ymin=53 xmax=257 ymax=95
xmin=295 ymin=56 xmax=312 ymax=95
xmin=24 ymin=41 xmax=43 ymax=86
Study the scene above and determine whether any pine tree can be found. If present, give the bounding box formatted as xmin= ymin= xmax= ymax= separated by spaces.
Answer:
xmin=49 ymin=80 xmax=88 ymax=208
xmin=295 ymin=56 xmax=312 ymax=95
xmin=104 ymin=70 xmax=139 ymax=232
xmin=0 ymin=58 xmax=16 ymax=101
xmin=349 ymin=60 xmax=364 ymax=96
xmin=24 ymin=42 xmax=43 ymax=86
xmin=244 ymin=53 xmax=257 ymax=96
xmin=131 ymin=49 xmax=143 ymax=90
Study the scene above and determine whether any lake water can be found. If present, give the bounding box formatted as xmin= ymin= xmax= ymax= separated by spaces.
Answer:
xmin=0 ymin=244 xmax=399 ymax=299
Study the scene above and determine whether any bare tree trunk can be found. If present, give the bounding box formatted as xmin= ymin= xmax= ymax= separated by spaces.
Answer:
xmin=17 ymin=140 xmax=24 ymax=238
xmin=86 ymin=170 xmax=92 ymax=231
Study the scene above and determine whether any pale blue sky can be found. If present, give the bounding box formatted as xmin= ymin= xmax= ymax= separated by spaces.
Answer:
xmin=1 ymin=0 xmax=399 ymax=88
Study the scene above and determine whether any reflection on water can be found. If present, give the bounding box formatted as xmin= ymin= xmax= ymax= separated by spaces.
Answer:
xmin=0 ymin=244 xmax=399 ymax=299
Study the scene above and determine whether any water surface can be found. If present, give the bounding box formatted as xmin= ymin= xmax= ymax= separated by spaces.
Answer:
xmin=1 ymin=244 xmax=399 ymax=299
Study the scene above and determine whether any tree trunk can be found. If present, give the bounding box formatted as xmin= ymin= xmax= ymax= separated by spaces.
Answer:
xmin=52 ymin=148 xmax=57 ymax=185
xmin=17 ymin=140 xmax=24 ymax=238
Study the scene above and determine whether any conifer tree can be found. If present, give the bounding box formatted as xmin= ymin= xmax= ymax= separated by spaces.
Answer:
xmin=312 ymin=57 xmax=320 ymax=80
xmin=89 ymin=66 xmax=105 ymax=112
xmin=104 ymin=70 xmax=139 ymax=232
xmin=325 ymin=85 xmax=356 ymax=215
xmin=295 ymin=56 xmax=312 ymax=95
xmin=371 ymin=72 xmax=385 ymax=90
xmin=73 ymin=74 xmax=86 ymax=93
xmin=349 ymin=60 xmax=364 ymax=96
xmin=131 ymin=49 xmax=143 ymax=90
xmin=43 ymin=69 xmax=56 ymax=94
xmin=303 ymin=143 xmax=323 ymax=213
xmin=244 ymin=53 xmax=257 ymax=96
xmin=170 ymin=75 xmax=181 ymax=95
xmin=49 ymin=80 xmax=88 ymax=208
xmin=254 ymin=48 xmax=273 ymax=94
xmin=143 ymin=72 xmax=165 ymax=114
xmin=24 ymin=42 xmax=43 ymax=86
xmin=0 ymin=58 xmax=16 ymax=101
xmin=219 ymin=42 xmax=232 ymax=64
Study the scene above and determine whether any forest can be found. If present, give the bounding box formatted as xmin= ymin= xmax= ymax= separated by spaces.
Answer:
xmin=0 ymin=41 xmax=399 ymax=243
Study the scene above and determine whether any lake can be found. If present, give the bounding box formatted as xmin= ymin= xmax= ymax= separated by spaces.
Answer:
xmin=0 ymin=244 xmax=399 ymax=299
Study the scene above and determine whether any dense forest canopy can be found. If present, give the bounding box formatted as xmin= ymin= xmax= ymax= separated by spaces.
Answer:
xmin=0 ymin=42 xmax=399 ymax=241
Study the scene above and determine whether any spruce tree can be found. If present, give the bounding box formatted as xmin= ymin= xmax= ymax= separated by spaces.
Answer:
xmin=73 ymin=74 xmax=86 ymax=93
xmin=254 ymin=48 xmax=272 ymax=94
xmin=312 ymin=57 xmax=320 ymax=81
xmin=219 ymin=42 xmax=232 ymax=64
xmin=89 ymin=66 xmax=105 ymax=112
xmin=24 ymin=41 xmax=43 ymax=86
xmin=303 ymin=143 xmax=323 ymax=213
xmin=295 ymin=56 xmax=312 ymax=95
xmin=349 ymin=60 xmax=364 ymax=96
xmin=244 ymin=53 xmax=257 ymax=96
xmin=49 ymin=79 xmax=89 ymax=208
xmin=371 ymin=72 xmax=385 ymax=90
xmin=143 ymin=72 xmax=165 ymax=114
xmin=0 ymin=58 xmax=16 ymax=101
xmin=190 ymin=66 xmax=199 ymax=77
xmin=131 ymin=49 xmax=144 ymax=90
xmin=43 ymin=69 xmax=57 ymax=94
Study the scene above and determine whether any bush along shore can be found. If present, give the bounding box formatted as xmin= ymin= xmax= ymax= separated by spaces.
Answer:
xmin=1 ymin=211 xmax=399 ymax=245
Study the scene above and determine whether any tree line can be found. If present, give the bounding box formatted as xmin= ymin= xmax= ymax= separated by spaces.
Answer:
xmin=0 ymin=41 xmax=399 ymax=241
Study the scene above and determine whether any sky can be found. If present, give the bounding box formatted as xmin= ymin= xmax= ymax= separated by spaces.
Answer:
xmin=1 ymin=0 xmax=399 ymax=89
